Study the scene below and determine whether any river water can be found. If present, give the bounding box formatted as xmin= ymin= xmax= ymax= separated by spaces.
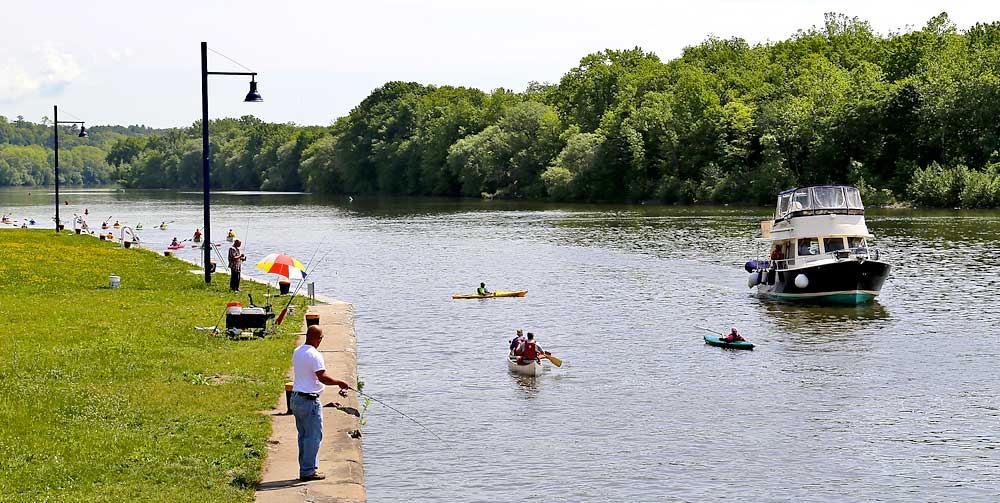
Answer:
xmin=2 ymin=188 xmax=998 ymax=502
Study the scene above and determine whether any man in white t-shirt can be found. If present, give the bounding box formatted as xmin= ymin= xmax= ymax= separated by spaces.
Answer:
xmin=291 ymin=325 xmax=351 ymax=481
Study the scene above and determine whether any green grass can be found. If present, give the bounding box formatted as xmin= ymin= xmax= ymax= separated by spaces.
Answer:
xmin=0 ymin=230 xmax=307 ymax=502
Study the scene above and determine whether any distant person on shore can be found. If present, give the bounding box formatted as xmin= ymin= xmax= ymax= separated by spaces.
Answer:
xmin=228 ymin=239 xmax=246 ymax=291
xmin=516 ymin=333 xmax=542 ymax=365
xmin=721 ymin=327 xmax=745 ymax=343
xmin=509 ymin=329 xmax=525 ymax=354
xmin=477 ymin=282 xmax=491 ymax=296
xmin=291 ymin=325 xmax=352 ymax=481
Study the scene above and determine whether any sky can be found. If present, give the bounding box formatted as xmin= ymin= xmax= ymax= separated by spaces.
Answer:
xmin=2 ymin=0 xmax=998 ymax=128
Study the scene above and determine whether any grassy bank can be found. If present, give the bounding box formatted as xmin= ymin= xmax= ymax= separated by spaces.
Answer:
xmin=0 ymin=230 xmax=307 ymax=502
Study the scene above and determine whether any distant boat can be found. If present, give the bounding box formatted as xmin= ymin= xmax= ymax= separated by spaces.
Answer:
xmin=745 ymin=185 xmax=891 ymax=304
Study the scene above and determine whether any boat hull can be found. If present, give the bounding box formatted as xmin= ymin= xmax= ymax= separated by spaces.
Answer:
xmin=507 ymin=356 xmax=543 ymax=376
xmin=453 ymin=290 xmax=528 ymax=300
xmin=756 ymin=259 xmax=890 ymax=304
xmin=704 ymin=335 xmax=754 ymax=350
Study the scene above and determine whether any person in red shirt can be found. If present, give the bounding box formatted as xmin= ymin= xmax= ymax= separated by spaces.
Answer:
xmin=722 ymin=327 xmax=745 ymax=342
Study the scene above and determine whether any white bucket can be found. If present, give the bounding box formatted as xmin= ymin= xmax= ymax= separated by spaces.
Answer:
xmin=109 ymin=275 xmax=120 ymax=289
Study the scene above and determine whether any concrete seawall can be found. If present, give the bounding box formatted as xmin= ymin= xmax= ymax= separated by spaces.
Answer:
xmin=256 ymin=302 xmax=367 ymax=503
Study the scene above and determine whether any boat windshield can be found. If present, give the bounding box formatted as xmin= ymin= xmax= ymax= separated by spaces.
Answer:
xmin=845 ymin=187 xmax=864 ymax=209
xmin=791 ymin=189 xmax=810 ymax=211
xmin=777 ymin=193 xmax=792 ymax=216
xmin=811 ymin=186 xmax=847 ymax=209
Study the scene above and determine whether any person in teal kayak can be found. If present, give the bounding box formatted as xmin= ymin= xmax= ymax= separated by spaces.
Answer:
xmin=721 ymin=327 xmax=746 ymax=342
xmin=477 ymin=282 xmax=491 ymax=296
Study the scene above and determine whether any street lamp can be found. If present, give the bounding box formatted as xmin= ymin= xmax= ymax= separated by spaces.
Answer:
xmin=53 ymin=105 xmax=87 ymax=233
xmin=201 ymin=41 xmax=262 ymax=283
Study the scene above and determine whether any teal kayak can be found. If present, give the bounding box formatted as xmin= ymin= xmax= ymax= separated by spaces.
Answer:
xmin=704 ymin=335 xmax=754 ymax=350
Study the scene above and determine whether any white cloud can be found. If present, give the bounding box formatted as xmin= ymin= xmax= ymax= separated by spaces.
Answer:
xmin=0 ymin=48 xmax=82 ymax=103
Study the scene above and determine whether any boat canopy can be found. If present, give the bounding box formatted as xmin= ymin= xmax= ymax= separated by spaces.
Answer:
xmin=776 ymin=186 xmax=863 ymax=219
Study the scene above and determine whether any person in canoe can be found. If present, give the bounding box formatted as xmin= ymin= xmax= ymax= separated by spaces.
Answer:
xmin=227 ymin=229 xmax=236 ymax=240
xmin=721 ymin=327 xmax=746 ymax=343
xmin=170 ymin=237 xmax=180 ymax=247
xmin=193 ymin=228 xmax=202 ymax=242
xmin=515 ymin=333 xmax=542 ymax=365
xmin=477 ymin=282 xmax=491 ymax=296
xmin=509 ymin=329 xmax=526 ymax=355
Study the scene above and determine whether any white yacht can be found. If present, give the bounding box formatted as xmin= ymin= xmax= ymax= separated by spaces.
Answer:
xmin=745 ymin=185 xmax=891 ymax=304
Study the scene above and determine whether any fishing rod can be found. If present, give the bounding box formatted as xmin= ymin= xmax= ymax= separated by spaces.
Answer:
xmin=349 ymin=389 xmax=443 ymax=441
xmin=274 ymin=236 xmax=328 ymax=325
xmin=694 ymin=325 xmax=725 ymax=336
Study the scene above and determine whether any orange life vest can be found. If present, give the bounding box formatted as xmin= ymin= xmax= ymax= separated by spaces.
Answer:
xmin=522 ymin=341 xmax=538 ymax=360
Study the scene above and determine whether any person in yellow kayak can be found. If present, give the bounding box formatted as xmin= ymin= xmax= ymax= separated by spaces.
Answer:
xmin=477 ymin=282 xmax=491 ymax=296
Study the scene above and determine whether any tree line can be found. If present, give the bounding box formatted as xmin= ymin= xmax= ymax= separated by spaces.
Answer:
xmin=0 ymin=115 xmax=160 ymax=186
xmin=4 ymin=13 xmax=1000 ymax=207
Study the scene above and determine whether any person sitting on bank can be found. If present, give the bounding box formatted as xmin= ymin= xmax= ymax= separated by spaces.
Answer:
xmin=721 ymin=327 xmax=746 ymax=342
xmin=193 ymin=229 xmax=202 ymax=242
xmin=509 ymin=329 xmax=526 ymax=355
xmin=516 ymin=333 xmax=543 ymax=365
xmin=477 ymin=282 xmax=491 ymax=296
xmin=170 ymin=237 xmax=180 ymax=247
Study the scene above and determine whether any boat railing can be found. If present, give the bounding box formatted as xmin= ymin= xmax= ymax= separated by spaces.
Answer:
xmin=771 ymin=247 xmax=882 ymax=270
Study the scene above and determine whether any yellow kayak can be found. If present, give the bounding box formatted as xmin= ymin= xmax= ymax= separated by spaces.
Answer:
xmin=452 ymin=290 xmax=528 ymax=300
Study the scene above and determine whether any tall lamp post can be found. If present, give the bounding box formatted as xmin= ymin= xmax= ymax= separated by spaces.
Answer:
xmin=53 ymin=105 xmax=87 ymax=232
xmin=201 ymin=41 xmax=263 ymax=283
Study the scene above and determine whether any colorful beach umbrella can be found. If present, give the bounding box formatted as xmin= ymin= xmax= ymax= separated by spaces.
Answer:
xmin=255 ymin=253 xmax=307 ymax=279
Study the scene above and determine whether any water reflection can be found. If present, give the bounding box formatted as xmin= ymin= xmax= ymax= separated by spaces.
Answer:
xmin=757 ymin=298 xmax=891 ymax=332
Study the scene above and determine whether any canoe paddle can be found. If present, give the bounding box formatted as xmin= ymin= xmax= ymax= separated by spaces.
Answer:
xmin=541 ymin=351 xmax=562 ymax=367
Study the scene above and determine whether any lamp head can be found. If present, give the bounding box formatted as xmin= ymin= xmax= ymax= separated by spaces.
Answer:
xmin=78 ymin=125 xmax=88 ymax=138
xmin=244 ymin=78 xmax=263 ymax=102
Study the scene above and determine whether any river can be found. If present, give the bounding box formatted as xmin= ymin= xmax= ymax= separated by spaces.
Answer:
xmin=2 ymin=187 xmax=998 ymax=502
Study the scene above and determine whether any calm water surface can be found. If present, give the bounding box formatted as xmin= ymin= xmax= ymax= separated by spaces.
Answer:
xmin=2 ymin=188 xmax=999 ymax=502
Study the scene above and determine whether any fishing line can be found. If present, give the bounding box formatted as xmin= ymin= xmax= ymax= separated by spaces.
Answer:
xmin=352 ymin=389 xmax=443 ymax=441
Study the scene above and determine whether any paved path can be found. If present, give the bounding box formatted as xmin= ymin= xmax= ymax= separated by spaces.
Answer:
xmin=256 ymin=302 xmax=366 ymax=503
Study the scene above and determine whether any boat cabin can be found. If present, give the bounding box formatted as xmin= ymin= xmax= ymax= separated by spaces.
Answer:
xmin=764 ymin=186 xmax=875 ymax=270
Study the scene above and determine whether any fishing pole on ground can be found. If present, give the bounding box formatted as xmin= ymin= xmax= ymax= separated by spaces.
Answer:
xmin=346 ymin=388 xmax=443 ymax=441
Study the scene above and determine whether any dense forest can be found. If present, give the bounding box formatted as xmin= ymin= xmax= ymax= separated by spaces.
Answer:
xmin=4 ymin=13 xmax=1000 ymax=207
xmin=0 ymin=116 xmax=159 ymax=186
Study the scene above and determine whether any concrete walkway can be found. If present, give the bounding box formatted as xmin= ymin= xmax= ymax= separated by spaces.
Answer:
xmin=256 ymin=302 xmax=366 ymax=503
